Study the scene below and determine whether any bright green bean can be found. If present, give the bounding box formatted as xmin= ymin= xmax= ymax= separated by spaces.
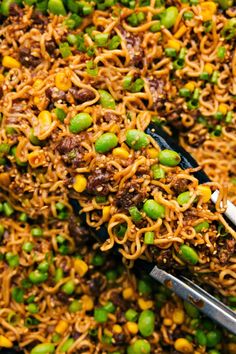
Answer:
xmin=160 ymin=6 xmax=178 ymax=29
xmin=98 ymin=89 xmax=116 ymax=109
xmin=127 ymin=339 xmax=151 ymax=354
xmin=177 ymin=191 xmax=191 ymax=206
xmin=62 ymin=280 xmax=75 ymax=295
xmin=94 ymin=308 xmax=108 ymax=323
xmin=179 ymin=244 xmax=199 ymax=265
xmin=30 ymin=343 xmax=55 ymax=354
xmin=206 ymin=330 xmax=222 ymax=347
xmin=69 ymin=300 xmax=82 ymax=313
xmin=48 ymin=0 xmax=67 ymax=15
xmin=143 ymin=199 xmax=165 ymax=220
xmin=69 ymin=113 xmax=93 ymax=133
xmin=158 ymin=149 xmax=181 ymax=166
xmin=125 ymin=309 xmax=138 ymax=322
xmin=195 ymin=329 xmax=207 ymax=346
xmin=29 ymin=270 xmax=48 ymax=284
xmin=144 ymin=231 xmax=155 ymax=244
xmin=95 ymin=133 xmax=118 ymax=153
xmin=126 ymin=129 xmax=149 ymax=150
xmin=194 ymin=221 xmax=209 ymax=232
xmin=138 ymin=310 xmax=155 ymax=337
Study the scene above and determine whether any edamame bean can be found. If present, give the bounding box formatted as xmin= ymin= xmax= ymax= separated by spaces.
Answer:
xmin=62 ymin=280 xmax=75 ymax=295
xmin=69 ymin=300 xmax=82 ymax=313
xmin=29 ymin=270 xmax=48 ymax=284
xmin=195 ymin=329 xmax=207 ymax=346
xmin=179 ymin=244 xmax=199 ymax=265
xmin=206 ymin=330 xmax=221 ymax=347
xmin=38 ymin=261 xmax=49 ymax=273
xmin=151 ymin=164 xmax=165 ymax=179
xmin=218 ymin=0 xmax=233 ymax=9
xmin=143 ymin=199 xmax=165 ymax=220
xmin=125 ymin=309 xmax=138 ymax=322
xmin=69 ymin=113 xmax=93 ymax=134
xmin=184 ymin=301 xmax=199 ymax=318
xmin=159 ymin=149 xmax=181 ymax=166
xmin=177 ymin=191 xmax=191 ymax=206
xmin=138 ymin=310 xmax=155 ymax=337
xmin=60 ymin=338 xmax=74 ymax=353
xmin=1 ymin=0 xmax=20 ymax=16
xmin=127 ymin=339 xmax=151 ymax=354
xmin=126 ymin=129 xmax=149 ymax=150
xmin=95 ymin=133 xmax=118 ymax=153
xmin=27 ymin=303 xmax=39 ymax=314
xmin=48 ymin=0 xmax=67 ymax=15
xmin=30 ymin=343 xmax=55 ymax=354
xmin=160 ymin=6 xmax=178 ymax=29
xmin=194 ymin=221 xmax=209 ymax=232
xmin=98 ymin=89 xmax=116 ymax=109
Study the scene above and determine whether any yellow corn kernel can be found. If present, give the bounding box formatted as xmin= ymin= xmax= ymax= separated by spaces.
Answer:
xmin=113 ymin=324 xmax=122 ymax=334
xmin=163 ymin=318 xmax=173 ymax=326
xmin=184 ymin=82 xmax=195 ymax=92
xmin=218 ymin=103 xmax=228 ymax=115
xmin=33 ymin=79 xmax=43 ymax=90
xmin=194 ymin=352 xmax=201 ymax=354
xmin=110 ymin=124 xmax=119 ymax=133
xmin=204 ymin=63 xmax=214 ymax=75
xmin=28 ymin=150 xmax=46 ymax=168
xmin=228 ymin=343 xmax=236 ymax=353
xmin=200 ymin=2 xmax=217 ymax=21
xmin=0 ymin=74 xmax=5 ymax=85
xmin=167 ymin=39 xmax=181 ymax=52
xmin=138 ymin=298 xmax=154 ymax=310
xmin=173 ymin=308 xmax=185 ymax=325
xmin=38 ymin=110 xmax=52 ymax=127
xmin=174 ymin=338 xmax=193 ymax=353
xmin=73 ymin=174 xmax=87 ymax=193
xmin=122 ymin=287 xmax=134 ymax=300
xmin=2 ymin=56 xmax=20 ymax=69
xmin=55 ymin=71 xmax=72 ymax=91
xmin=112 ymin=147 xmax=129 ymax=159
xmin=147 ymin=148 xmax=159 ymax=159
xmin=0 ymin=336 xmax=13 ymax=348
xmin=197 ymin=185 xmax=212 ymax=203
xmin=81 ymin=294 xmax=94 ymax=311
xmin=104 ymin=328 xmax=113 ymax=337
xmin=55 ymin=320 xmax=69 ymax=335
xmin=74 ymin=259 xmax=88 ymax=277
xmin=126 ymin=322 xmax=139 ymax=335
xmin=174 ymin=25 xmax=187 ymax=39
xmin=33 ymin=96 xmax=40 ymax=105
xmin=102 ymin=206 xmax=111 ymax=222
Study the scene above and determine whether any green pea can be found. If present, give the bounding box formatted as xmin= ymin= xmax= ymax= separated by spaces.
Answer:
xmin=29 ymin=270 xmax=48 ymax=284
xmin=38 ymin=261 xmax=49 ymax=273
xmin=69 ymin=300 xmax=82 ymax=313
xmin=129 ymin=206 xmax=142 ymax=222
xmin=217 ymin=46 xmax=226 ymax=59
xmin=195 ymin=329 xmax=207 ymax=346
xmin=62 ymin=280 xmax=75 ymax=295
xmin=177 ymin=191 xmax=191 ymax=206
xmin=31 ymin=227 xmax=43 ymax=238
xmin=92 ymin=252 xmax=105 ymax=266
xmin=54 ymin=268 xmax=64 ymax=283
xmin=27 ymin=303 xmax=39 ymax=314
xmin=159 ymin=149 xmax=181 ymax=167
xmin=144 ymin=231 xmax=155 ymax=244
xmin=138 ymin=278 xmax=152 ymax=295
xmin=179 ymin=244 xmax=199 ymax=265
xmin=138 ymin=310 xmax=155 ymax=337
xmin=184 ymin=301 xmax=200 ymax=318
xmin=6 ymin=252 xmax=19 ymax=268
xmin=194 ymin=221 xmax=209 ymax=233
xmin=218 ymin=0 xmax=233 ymax=9
xmin=206 ymin=330 xmax=222 ymax=347
xmin=69 ymin=113 xmax=93 ymax=134
xmin=30 ymin=343 xmax=55 ymax=354
xmin=48 ymin=0 xmax=67 ymax=15
xmin=143 ymin=199 xmax=165 ymax=220
xmin=126 ymin=129 xmax=149 ymax=150
xmin=94 ymin=308 xmax=108 ymax=323
xmin=12 ymin=287 xmax=24 ymax=303
xmin=125 ymin=308 xmax=138 ymax=322
xmin=95 ymin=133 xmax=118 ymax=153
xmin=130 ymin=78 xmax=145 ymax=93
xmin=160 ymin=6 xmax=178 ymax=29
xmin=127 ymin=339 xmax=151 ymax=354
xmin=103 ymin=301 xmax=115 ymax=313
xmin=98 ymin=89 xmax=116 ymax=109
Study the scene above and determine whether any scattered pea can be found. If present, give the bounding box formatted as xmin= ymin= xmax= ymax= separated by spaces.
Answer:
xmin=62 ymin=280 xmax=75 ymax=295
xmin=95 ymin=133 xmax=118 ymax=153
xmin=22 ymin=242 xmax=34 ymax=253
xmin=179 ymin=244 xmax=199 ymax=265
xmin=160 ymin=6 xmax=178 ymax=29
xmin=143 ymin=199 xmax=165 ymax=220
xmin=69 ymin=113 xmax=93 ymax=134
xmin=29 ymin=270 xmax=48 ymax=284
xmin=195 ymin=329 xmax=207 ymax=346
xmin=126 ymin=130 xmax=149 ymax=150
xmin=159 ymin=149 xmax=181 ymax=167
xmin=31 ymin=227 xmax=43 ymax=237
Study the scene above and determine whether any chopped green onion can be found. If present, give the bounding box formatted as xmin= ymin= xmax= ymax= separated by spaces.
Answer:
xmin=19 ymin=212 xmax=28 ymax=222
xmin=150 ymin=21 xmax=161 ymax=32
xmin=86 ymin=61 xmax=98 ymax=76
xmin=108 ymin=35 xmax=121 ymax=50
xmin=165 ymin=48 xmax=177 ymax=58
xmin=211 ymin=70 xmax=219 ymax=84
xmin=217 ymin=46 xmax=226 ymax=59
xmin=59 ymin=43 xmax=72 ymax=58
xmin=3 ymin=202 xmax=14 ymax=217
xmin=64 ymin=14 xmax=82 ymax=29
xmin=54 ymin=108 xmax=66 ymax=122
xmin=130 ymin=78 xmax=145 ymax=93
xmin=183 ymin=11 xmax=194 ymax=20
xmin=225 ymin=111 xmax=233 ymax=123
xmin=12 ymin=287 xmax=24 ymax=303
xmin=179 ymin=87 xmax=191 ymax=98
xmin=199 ymin=72 xmax=209 ymax=80
xmin=6 ymin=252 xmax=19 ymax=268
xmin=144 ymin=231 xmax=155 ymax=244
xmin=129 ymin=206 xmax=142 ymax=222
xmin=31 ymin=227 xmax=43 ymax=238
xmin=94 ymin=33 xmax=109 ymax=47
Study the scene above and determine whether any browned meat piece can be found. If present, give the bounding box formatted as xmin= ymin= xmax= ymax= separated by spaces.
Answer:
xmin=119 ymin=27 xmax=145 ymax=68
xmin=115 ymin=181 xmax=147 ymax=211
xmin=56 ymin=291 xmax=69 ymax=303
xmin=147 ymin=77 xmax=166 ymax=110
xmin=68 ymin=87 xmax=96 ymax=103
xmin=9 ymin=4 xmax=23 ymax=17
xmin=86 ymin=169 xmax=111 ymax=196
xmin=219 ymin=238 xmax=235 ymax=264
xmin=110 ymin=291 xmax=128 ymax=311
xmin=57 ymin=135 xmax=86 ymax=167
xmin=45 ymin=87 xmax=66 ymax=102
xmin=57 ymin=136 xmax=81 ymax=154
xmin=45 ymin=40 xmax=57 ymax=54
xmin=103 ymin=112 xmax=120 ymax=123
xmin=171 ymin=178 xmax=189 ymax=194
xmin=19 ymin=47 xmax=41 ymax=68
xmin=68 ymin=216 xmax=90 ymax=245
xmin=88 ymin=274 xmax=106 ymax=293
xmin=31 ymin=10 xmax=48 ymax=25
xmin=113 ymin=333 xmax=127 ymax=346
